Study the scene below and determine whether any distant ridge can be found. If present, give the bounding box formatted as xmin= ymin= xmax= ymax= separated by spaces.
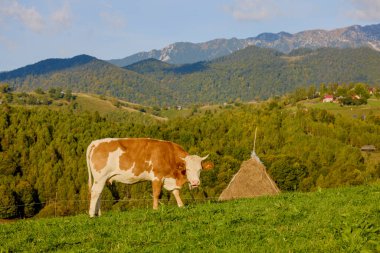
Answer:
xmin=108 ymin=23 xmax=380 ymax=67
xmin=0 ymin=55 xmax=96 ymax=80
xmin=2 ymin=46 xmax=380 ymax=106
xmin=0 ymin=54 xmax=175 ymax=105
xmin=124 ymin=58 xmax=173 ymax=74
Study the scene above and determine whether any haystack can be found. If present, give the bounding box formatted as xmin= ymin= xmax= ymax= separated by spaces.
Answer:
xmin=218 ymin=152 xmax=280 ymax=201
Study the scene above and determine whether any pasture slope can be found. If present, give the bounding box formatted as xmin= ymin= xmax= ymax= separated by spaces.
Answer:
xmin=1 ymin=184 xmax=379 ymax=252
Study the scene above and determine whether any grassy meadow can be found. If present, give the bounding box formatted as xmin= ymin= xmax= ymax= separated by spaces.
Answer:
xmin=304 ymin=98 xmax=380 ymax=118
xmin=1 ymin=184 xmax=379 ymax=252
xmin=73 ymin=93 xmax=122 ymax=115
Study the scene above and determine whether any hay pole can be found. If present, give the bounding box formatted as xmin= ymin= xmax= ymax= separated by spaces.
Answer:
xmin=253 ymin=127 xmax=258 ymax=152
xmin=251 ymin=127 xmax=261 ymax=162
xmin=251 ymin=127 xmax=280 ymax=193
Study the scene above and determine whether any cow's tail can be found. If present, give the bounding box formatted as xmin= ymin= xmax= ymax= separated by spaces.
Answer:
xmin=86 ymin=142 xmax=95 ymax=195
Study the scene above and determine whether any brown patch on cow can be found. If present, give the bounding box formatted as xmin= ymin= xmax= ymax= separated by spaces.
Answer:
xmin=91 ymin=140 xmax=120 ymax=171
xmin=118 ymin=139 xmax=189 ymax=179
xmin=152 ymin=179 xmax=162 ymax=208
xmin=173 ymin=169 xmax=188 ymax=187
xmin=202 ymin=161 xmax=214 ymax=170
xmin=152 ymin=180 xmax=162 ymax=195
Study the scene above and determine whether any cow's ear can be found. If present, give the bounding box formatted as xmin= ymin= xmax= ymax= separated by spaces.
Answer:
xmin=202 ymin=161 xmax=214 ymax=170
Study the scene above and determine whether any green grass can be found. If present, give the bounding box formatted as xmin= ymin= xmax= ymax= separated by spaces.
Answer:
xmin=159 ymin=104 xmax=236 ymax=119
xmin=74 ymin=94 xmax=120 ymax=115
xmin=65 ymin=94 xmax=169 ymax=121
xmin=368 ymin=98 xmax=380 ymax=107
xmin=159 ymin=108 xmax=193 ymax=119
xmin=1 ymin=184 xmax=379 ymax=252
xmin=303 ymin=97 xmax=380 ymax=118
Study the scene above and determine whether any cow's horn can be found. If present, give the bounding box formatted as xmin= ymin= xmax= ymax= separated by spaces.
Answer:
xmin=201 ymin=154 xmax=209 ymax=161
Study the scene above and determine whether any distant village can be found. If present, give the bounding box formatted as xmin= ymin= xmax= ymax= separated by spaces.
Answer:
xmin=322 ymin=86 xmax=377 ymax=105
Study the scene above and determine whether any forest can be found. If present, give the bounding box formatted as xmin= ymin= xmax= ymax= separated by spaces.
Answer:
xmin=0 ymin=89 xmax=380 ymax=218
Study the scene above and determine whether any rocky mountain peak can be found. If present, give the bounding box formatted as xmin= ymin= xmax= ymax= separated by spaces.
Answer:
xmin=108 ymin=23 xmax=380 ymax=67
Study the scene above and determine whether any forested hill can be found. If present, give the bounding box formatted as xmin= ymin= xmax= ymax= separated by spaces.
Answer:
xmin=2 ymin=47 xmax=380 ymax=106
xmin=0 ymin=56 xmax=175 ymax=106
xmin=126 ymin=46 xmax=380 ymax=103
xmin=0 ymin=55 xmax=96 ymax=80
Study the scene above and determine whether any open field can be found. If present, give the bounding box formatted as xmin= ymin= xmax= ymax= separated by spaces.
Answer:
xmin=159 ymin=108 xmax=193 ymax=119
xmin=73 ymin=94 xmax=168 ymax=121
xmin=74 ymin=93 xmax=121 ymax=115
xmin=303 ymin=97 xmax=380 ymax=118
xmin=1 ymin=184 xmax=379 ymax=252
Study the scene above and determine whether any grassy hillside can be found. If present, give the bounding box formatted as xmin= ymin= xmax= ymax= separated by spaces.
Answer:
xmin=73 ymin=93 xmax=165 ymax=120
xmin=0 ymin=90 xmax=168 ymax=120
xmin=304 ymin=98 xmax=380 ymax=118
xmin=0 ymin=184 xmax=379 ymax=252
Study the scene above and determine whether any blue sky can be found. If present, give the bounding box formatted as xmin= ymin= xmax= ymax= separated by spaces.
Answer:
xmin=1 ymin=0 xmax=380 ymax=71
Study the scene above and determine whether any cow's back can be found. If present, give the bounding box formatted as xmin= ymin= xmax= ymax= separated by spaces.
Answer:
xmin=88 ymin=138 xmax=188 ymax=177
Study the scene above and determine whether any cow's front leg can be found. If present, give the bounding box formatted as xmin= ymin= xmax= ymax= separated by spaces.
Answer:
xmin=172 ymin=189 xmax=184 ymax=208
xmin=152 ymin=180 xmax=162 ymax=210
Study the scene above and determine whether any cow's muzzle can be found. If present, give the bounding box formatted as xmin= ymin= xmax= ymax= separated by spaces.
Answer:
xmin=189 ymin=180 xmax=200 ymax=189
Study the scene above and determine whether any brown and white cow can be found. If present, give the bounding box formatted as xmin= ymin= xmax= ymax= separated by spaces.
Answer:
xmin=87 ymin=138 xmax=212 ymax=217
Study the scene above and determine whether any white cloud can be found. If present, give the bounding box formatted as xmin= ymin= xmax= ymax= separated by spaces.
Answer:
xmin=348 ymin=0 xmax=380 ymax=21
xmin=100 ymin=11 xmax=127 ymax=30
xmin=0 ymin=0 xmax=73 ymax=34
xmin=51 ymin=1 xmax=72 ymax=28
xmin=0 ymin=1 xmax=45 ymax=32
xmin=224 ymin=0 xmax=279 ymax=21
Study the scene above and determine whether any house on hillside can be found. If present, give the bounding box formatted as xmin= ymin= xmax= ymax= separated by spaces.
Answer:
xmin=323 ymin=94 xmax=334 ymax=103
xmin=361 ymin=145 xmax=376 ymax=152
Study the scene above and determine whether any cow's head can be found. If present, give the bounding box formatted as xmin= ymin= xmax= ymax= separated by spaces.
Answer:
xmin=182 ymin=155 xmax=213 ymax=189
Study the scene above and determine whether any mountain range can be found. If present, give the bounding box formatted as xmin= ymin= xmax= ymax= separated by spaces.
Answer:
xmin=2 ymin=46 xmax=380 ymax=106
xmin=1 ymin=23 xmax=380 ymax=106
xmin=108 ymin=23 xmax=380 ymax=67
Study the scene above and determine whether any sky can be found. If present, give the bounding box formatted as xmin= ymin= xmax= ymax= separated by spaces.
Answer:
xmin=1 ymin=0 xmax=380 ymax=71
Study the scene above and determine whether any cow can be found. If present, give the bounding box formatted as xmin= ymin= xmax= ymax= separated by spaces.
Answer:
xmin=87 ymin=138 xmax=213 ymax=217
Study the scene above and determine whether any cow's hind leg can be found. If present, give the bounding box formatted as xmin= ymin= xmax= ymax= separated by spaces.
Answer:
xmin=89 ymin=179 xmax=107 ymax=217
